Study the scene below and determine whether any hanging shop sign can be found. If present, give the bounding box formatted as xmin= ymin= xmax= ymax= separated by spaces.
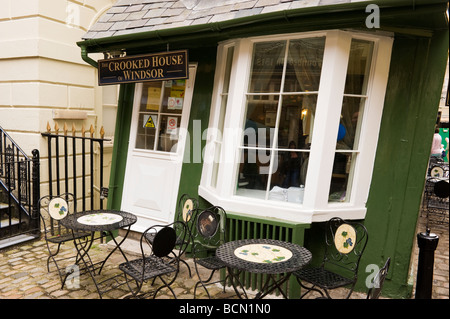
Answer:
xmin=98 ymin=50 xmax=188 ymax=85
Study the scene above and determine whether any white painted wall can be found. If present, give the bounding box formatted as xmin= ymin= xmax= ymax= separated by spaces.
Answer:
xmin=0 ymin=0 xmax=118 ymax=207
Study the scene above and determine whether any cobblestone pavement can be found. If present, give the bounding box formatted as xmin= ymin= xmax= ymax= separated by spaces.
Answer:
xmin=0 ymin=213 xmax=447 ymax=300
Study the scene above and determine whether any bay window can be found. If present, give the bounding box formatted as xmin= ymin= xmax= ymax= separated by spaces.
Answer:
xmin=200 ymin=30 xmax=393 ymax=223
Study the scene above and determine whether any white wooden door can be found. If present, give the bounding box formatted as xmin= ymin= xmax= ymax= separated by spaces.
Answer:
xmin=121 ymin=65 xmax=197 ymax=232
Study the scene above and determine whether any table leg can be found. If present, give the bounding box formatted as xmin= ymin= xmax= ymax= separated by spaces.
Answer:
xmin=227 ymin=267 xmax=249 ymax=299
xmin=62 ymin=232 xmax=104 ymax=297
xmin=98 ymin=226 xmax=132 ymax=275
xmin=255 ymin=273 xmax=291 ymax=299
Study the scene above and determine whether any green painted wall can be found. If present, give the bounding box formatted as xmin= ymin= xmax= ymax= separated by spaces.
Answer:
xmin=356 ymin=30 xmax=449 ymax=298
xmin=177 ymin=47 xmax=217 ymax=205
xmin=107 ymin=83 xmax=135 ymax=211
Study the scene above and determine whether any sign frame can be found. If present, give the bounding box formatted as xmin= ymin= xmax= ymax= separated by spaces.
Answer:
xmin=98 ymin=50 xmax=188 ymax=86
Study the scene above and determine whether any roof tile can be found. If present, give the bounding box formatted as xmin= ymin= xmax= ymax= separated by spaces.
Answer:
xmin=83 ymin=0 xmax=371 ymax=40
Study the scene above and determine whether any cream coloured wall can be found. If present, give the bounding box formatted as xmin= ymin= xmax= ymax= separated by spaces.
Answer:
xmin=0 ymin=0 xmax=118 ymax=207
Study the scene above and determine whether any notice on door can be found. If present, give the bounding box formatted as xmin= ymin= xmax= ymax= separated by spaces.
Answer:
xmin=143 ymin=115 xmax=157 ymax=128
xmin=167 ymin=116 xmax=178 ymax=133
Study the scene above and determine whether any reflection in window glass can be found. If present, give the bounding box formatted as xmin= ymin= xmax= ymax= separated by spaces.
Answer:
xmin=135 ymin=80 xmax=186 ymax=152
xmin=284 ymin=38 xmax=325 ymax=92
xmin=236 ymin=38 xmax=324 ymax=203
xmin=329 ymin=39 xmax=374 ymax=202
xmin=344 ymin=40 xmax=374 ymax=95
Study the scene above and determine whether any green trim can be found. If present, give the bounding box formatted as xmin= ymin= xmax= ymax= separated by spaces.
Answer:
xmin=107 ymin=83 xmax=135 ymax=210
xmin=362 ymin=29 xmax=449 ymax=299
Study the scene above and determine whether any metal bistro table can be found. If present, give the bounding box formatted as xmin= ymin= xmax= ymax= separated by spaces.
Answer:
xmin=216 ymin=239 xmax=312 ymax=299
xmin=60 ymin=209 xmax=137 ymax=298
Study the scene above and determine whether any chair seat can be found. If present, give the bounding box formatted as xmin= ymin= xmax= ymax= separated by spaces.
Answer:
xmin=294 ymin=267 xmax=354 ymax=289
xmin=196 ymin=256 xmax=226 ymax=270
xmin=119 ymin=256 xmax=177 ymax=282
xmin=47 ymin=231 xmax=90 ymax=244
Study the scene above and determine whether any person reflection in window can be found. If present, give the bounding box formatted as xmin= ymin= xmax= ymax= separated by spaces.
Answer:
xmin=282 ymin=141 xmax=301 ymax=188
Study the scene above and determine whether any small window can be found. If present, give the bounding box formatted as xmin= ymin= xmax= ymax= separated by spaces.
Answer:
xmin=135 ymin=80 xmax=187 ymax=152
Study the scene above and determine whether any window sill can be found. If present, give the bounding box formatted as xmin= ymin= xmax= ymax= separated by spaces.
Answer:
xmin=198 ymin=185 xmax=367 ymax=224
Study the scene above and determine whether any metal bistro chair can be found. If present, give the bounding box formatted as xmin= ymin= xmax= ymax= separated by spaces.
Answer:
xmin=119 ymin=221 xmax=189 ymax=299
xmin=38 ymin=193 xmax=90 ymax=286
xmin=367 ymin=257 xmax=391 ymax=299
xmin=425 ymin=180 xmax=449 ymax=225
xmin=192 ymin=206 xmax=229 ymax=299
xmin=145 ymin=194 xmax=198 ymax=277
xmin=294 ymin=217 xmax=369 ymax=299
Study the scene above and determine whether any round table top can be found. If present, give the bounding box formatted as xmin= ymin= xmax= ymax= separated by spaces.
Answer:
xmin=60 ymin=210 xmax=137 ymax=232
xmin=216 ymin=239 xmax=312 ymax=274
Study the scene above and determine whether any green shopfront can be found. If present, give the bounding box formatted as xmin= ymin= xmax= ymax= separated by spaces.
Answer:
xmin=77 ymin=0 xmax=449 ymax=298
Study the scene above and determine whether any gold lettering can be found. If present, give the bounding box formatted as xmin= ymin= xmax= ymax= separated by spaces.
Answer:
xmin=152 ymin=56 xmax=159 ymax=67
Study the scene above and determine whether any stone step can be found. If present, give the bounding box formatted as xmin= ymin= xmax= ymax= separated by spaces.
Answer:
xmin=0 ymin=234 xmax=37 ymax=249
xmin=0 ymin=218 xmax=20 ymax=228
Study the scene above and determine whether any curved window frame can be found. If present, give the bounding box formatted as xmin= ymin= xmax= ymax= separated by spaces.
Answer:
xmin=199 ymin=30 xmax=393 ymax=223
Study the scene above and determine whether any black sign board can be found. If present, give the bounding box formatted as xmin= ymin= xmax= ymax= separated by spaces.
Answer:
xmin=98 ymin=50 xmax=188 ymax=85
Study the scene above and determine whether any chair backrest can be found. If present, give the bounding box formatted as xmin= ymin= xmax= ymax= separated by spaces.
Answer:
xmin=366 ymin=257 xmax=391 ymax=299
xmin=177 ymin=194 xmax=199 ymax=224
xmin=192 ymin=206 xmax=227 ymax=252
xmin=38 ymin=193 xmax=75 ymax=237
xmin=434 ymin=180 xmax=449 ymax=199
xmin=176 ymin=194 xmax=199 ymax=238
xmin=322 ymin=217 xmax=369 ymax=280
xmin=142 ymin=221 xmax=189 ymax=259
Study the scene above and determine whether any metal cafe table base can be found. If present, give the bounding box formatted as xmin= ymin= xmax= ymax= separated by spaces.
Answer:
xmin=216 ymin=239 xmax=312 ymax=299
xmin=60 ymin=209 xmax=137 ymax=298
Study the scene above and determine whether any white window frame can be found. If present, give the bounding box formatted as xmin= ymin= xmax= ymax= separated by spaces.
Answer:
xmin=199 ymin=30 xmax=393 ymax=223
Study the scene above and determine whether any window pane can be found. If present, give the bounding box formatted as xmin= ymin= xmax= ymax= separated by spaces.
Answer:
xmin=336 ymin=96 xmax=365 ymax=150
xmin=242 ymin=96 xmax=276 ymax=148
xmin=284 ymin=37 xmax=325 ymax=92
xmin=329 ymin=152 xmax=356 ymax=202
xmin=272 ymin=149 xmax=310 ymax=188
xmin=278 ymin=94 xmax=317 ymax=149
xmin=236 ymin=148 xmax=271 ymax=198
xmin=223 ymin=46 xmax=234 ymax=94
xmin=249 ymin=41 xmax=286 ymax=93
xmin=140 ymin=82 xmax=162 ymax=112
xmin=136 ymin=113 xmax=157 ymax=150
xmin=344 ymin=40 xmax=374 ymax=95
xmin=160 ymin=80 xmax=185 ymax=114
xmin=158 ymin=115 xmax=181 ymax=152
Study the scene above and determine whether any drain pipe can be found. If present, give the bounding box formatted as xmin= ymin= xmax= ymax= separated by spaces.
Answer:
xmin=80 ymin=44 xmax=98 ymax=69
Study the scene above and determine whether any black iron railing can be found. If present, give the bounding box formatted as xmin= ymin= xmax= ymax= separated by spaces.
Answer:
xmin=0 ymin=126 xmax=40 ymax=240
xmin=41 ymin=123 xmax=110 ymax=213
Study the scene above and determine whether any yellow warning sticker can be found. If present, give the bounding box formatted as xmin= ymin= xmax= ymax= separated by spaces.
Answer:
xmin=144 ymin=115 xmax=157 ymax=128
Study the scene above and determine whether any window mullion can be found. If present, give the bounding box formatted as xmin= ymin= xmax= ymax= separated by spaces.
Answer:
xmin=264 ymin=40 xmax=290 ymax=199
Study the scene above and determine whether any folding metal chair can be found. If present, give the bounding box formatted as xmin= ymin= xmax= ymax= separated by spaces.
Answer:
xmin=294 ymin=217 xmax=369 ymax=299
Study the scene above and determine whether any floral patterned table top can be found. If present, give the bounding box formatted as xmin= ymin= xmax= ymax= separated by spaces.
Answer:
xmin=234 ymin=243 xmax=293 ymax=264
xmin=77 ymin=213 xmax=123 ymax=226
